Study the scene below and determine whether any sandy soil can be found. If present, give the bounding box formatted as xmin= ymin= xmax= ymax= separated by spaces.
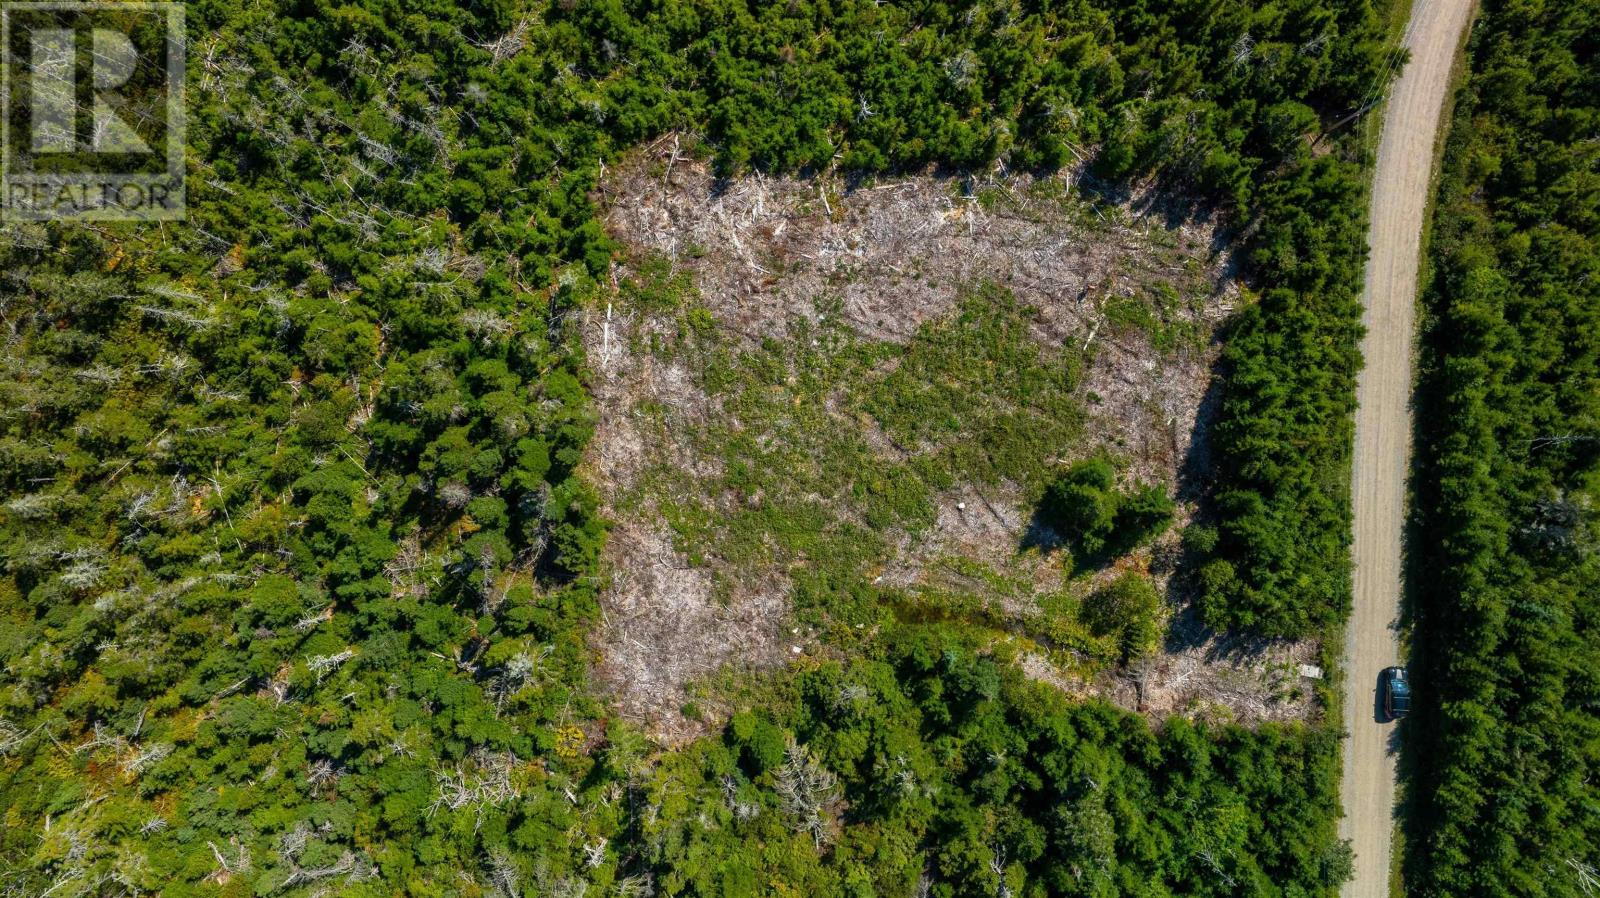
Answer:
xmin=1340 ymin=0 xmax=1474 ymax=895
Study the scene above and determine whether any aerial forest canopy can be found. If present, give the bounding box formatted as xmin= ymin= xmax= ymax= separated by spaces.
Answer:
xmin=1406 ymin=0 xmax=1600 ymax=893
xmin=0 ymin=0 xmax=1394 ymax=895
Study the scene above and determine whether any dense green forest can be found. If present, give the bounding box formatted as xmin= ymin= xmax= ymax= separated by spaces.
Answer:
xmin=1405 ymin=0 xmax=1600 ymax=894
xmin=0 ymin=0 xmax=1397 ymax=895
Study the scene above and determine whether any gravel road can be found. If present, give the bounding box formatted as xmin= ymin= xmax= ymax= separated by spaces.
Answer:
xmin=1339 ymin=0 xmax=1473 ymax=895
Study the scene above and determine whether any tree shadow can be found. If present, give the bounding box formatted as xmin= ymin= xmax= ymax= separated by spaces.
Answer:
xmin=1144 ymin=355 xmax=1228 ymax=656
xmin=1017 ymin=510 xmax=1064 ymax=555
xmin=1395 ymin=275 xmax=1450 ymax=891
xmin=1156 ymin=598 xmax=1299 ymax=664
xmin=1074 ymin=168 xmax=1236 ymax=245
xmin=1161 ymin=601 xmax=1215 ymax=655
xmin=1177 ymin=359 xmax=1228 ymax=506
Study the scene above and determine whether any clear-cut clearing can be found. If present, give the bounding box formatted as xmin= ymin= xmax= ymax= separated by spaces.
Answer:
xmin=583 ymin=144 xmax=1318 ymax=743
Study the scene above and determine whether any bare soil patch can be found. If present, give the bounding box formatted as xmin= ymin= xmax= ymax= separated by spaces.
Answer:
xmin=593 ymin=520 xmax=791 ymax=744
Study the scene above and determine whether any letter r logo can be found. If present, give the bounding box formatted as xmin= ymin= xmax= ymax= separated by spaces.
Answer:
xmin=28 ymin=25 xmax=149 ymax=154
xmin=1 ymin=2 xmax=187 ymax=221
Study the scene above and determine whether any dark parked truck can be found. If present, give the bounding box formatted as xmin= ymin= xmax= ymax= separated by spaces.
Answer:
xmin=1384 ymin=666 xmax=1412 ymax=720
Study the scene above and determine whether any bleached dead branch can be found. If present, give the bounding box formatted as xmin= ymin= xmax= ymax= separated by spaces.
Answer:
xmin=120 ymin=742 xmax=173 ymax=776
xmin=306 ymin=649 xmax=357 ymax=683
xmin=485 ymin=847 xmax=520 ymax=897
xmin=474 ymin=15 xmax=535 ymax=61
xmin=207 ymin=838 xmax=251 ymax=877
xmin=775 ymin=739 xmax=839 ymax=847
xmin=428 ymin=750 xmax=522 ymax=827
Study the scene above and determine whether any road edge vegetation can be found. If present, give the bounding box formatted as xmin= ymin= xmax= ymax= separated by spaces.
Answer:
xmin=1404 ymin=0 xmax=1600 ymax=892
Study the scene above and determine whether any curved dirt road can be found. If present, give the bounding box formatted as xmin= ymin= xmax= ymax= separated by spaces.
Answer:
xmin=1340 ymin=0 xmax=1473 ymax=895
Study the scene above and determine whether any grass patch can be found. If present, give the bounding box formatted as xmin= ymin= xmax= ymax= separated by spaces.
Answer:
xmin=612 ymin=259 xmax=1191 ymax=668
xmin=1101 ymin=282 xmax=1207 ymax=354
